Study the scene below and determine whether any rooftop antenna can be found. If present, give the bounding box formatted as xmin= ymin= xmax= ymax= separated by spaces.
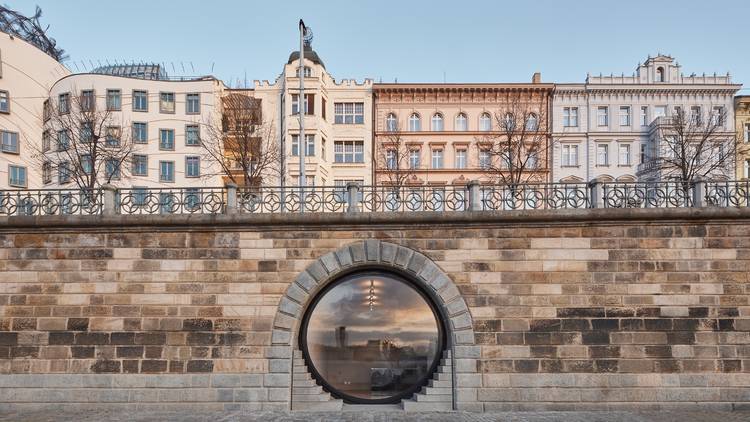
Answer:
xmin=210 ymin=62 xmax=215 ymax=73
xmin=180 ymin=62 xmax=185 ymax=73
xmin=190 ymin=62 xmax=195 ymax=73
xmin=170 ymin=62 xmax=175 ymax=73
xmin=72 ymin=62 xmax=79 ymax=72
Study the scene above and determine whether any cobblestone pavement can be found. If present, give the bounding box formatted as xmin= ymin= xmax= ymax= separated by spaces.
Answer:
xmin=2 ymin=410 xmax=750 ymax=422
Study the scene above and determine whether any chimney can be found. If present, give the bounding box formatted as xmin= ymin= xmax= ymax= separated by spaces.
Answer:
xmin=532 ymin=72 xmax=542 ymax=84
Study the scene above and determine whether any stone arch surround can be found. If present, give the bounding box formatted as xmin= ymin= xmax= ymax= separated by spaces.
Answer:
xmin=269 ymin=239 xmax=480 ymax=410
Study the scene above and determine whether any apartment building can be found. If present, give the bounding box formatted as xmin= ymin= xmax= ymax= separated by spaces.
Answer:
xmin=736 ymin=96 xmax=750 ymax=179
xmin=552 ymin=55 xmax=741 ymax=183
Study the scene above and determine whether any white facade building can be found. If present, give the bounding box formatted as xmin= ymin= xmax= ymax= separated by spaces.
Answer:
xmin=552 ymin=55 xmax=741 ymax=183
xmin=253 ymin=43 xmax=373 ymax=188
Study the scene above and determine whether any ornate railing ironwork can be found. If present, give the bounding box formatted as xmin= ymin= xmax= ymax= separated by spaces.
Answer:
xmin=2 ymin=180 xmax=750 ymax=218
xmin=478 ymin=183 xmax=589 ymax=210
xmin=117 ymin=187 xmax=226 ymax=215
xmin=0 ymin=189 xmax=102 ymax=216
xmin=602 ymin=182 xmax=693 ymax=208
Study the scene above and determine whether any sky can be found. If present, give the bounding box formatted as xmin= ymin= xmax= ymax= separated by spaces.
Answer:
xmin=14 ymin=0 xmax=750 ymax=94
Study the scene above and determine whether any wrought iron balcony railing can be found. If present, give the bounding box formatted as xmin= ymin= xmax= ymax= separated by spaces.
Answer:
xmin=1 ymin=179 xmax=749 ymax=217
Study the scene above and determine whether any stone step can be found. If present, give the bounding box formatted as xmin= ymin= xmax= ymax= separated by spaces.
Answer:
xmin=420 ymin=386 xmax=452 ymax=396
xmin=292 ymin=393 xmax=332 ymax=402
xmin=293 ymin=378 xmax=318 ymax=387
xmin=292 ymin=399 xmax=343 ymax=411
xmin=428 ymin=379 xmax=452 ymax=389
xmin=293 ymin=358 xmax=307 ymax=366
xmin=292 ymin=385 xmax=324 ymax=395
xmin=413 ymin=393 xmax=452 ymax=402
xmin=402 ymin=400 xmax=452 ymax=412
xmin=437 ymin=365 xmax=451 ymax=373
xmin=442 ymin=350 xmax=452 ymax=358
xmin=433 ymin=372 xmax=451 ymax=381
xmin=293 ymin=349 xmax=304 ymax=358
xmin=440 ymin=359 xmax=452 ymax=366
xmin=293 ymin=372 xmax=313 ymax=381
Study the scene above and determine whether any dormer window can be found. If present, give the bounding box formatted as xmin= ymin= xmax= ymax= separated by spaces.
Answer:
xmin=296 ymin=66 xmax=312 ymax=77
xmin=656 ymin=67 xmax=665 ymax=82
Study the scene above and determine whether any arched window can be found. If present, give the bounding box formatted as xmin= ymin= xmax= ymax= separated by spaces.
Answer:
xmin=656 ymin=67 xmax=664 ymax=82
xmin=503 ymin=113 xmax=515 ymax=130
xmin=408 ymin=113 xmax=421 ymax=131
xmin=479 ymin=112 xmax=492 ymax=131
xmin=386 ymin=113 xmax=398 ymax=132
xmin=526 ymin=113 xmax=539 ymax=131
xmin=455 ymin=113 xmax=468 ymax=131
xmin=431 ymin=113 xmax=444 ymax=131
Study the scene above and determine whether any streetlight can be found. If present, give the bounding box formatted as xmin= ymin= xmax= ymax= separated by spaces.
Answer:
xmin=298 ymin=19 xmax=312 ymax=210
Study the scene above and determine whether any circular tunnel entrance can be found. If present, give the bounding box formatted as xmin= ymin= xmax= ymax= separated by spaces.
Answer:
xmin=299 ymin=270 xmax=445 ymax=404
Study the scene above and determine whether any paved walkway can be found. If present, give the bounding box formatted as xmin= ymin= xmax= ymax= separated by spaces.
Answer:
xmin=2 ymin=410 xmax=750 ymax=422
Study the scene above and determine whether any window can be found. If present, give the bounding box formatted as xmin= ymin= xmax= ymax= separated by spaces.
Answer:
xmin=386 ymin=150 xmax=397 ymax=169
xmin=186 ymin=93 xmax=200 ymax=114
xmin=431 ymin=149 xmax=443 ymax=169
xmin=321 ymin=138 xmax=326 ymax=161
xmin=292 ymin=134 xmax=316 ymax=157
xmin=296 ymin=66 xmax=312 ymax=78
xmin=1 ymin=131 xmax=18 ymax=153
xmin=656 ymin=67 xmax=665 ymax=82
xmin=431 ymin=114 xmax=444 ymax=131
xmin=321 ymin=98 xmax=327 ymax=121
xmin=159 ymin=161 xmax=175 ymax=182
xmin=455 ymin=149 xmax=467 ymax=169
xmin=42 ymin=162 xmax=52 ymax=184
xmin=80 ymin=90 xmax=95 ymax=111
xmin=408 ymin=113 xmax=421 ymax=131
xmin=133 ymin=90 xmax=148 ymax=111
xmin=58 ymin=93 xmax=70 ymax=114
xmin=132 ymin=154 xmax=148 ymax=176
xmin=186 ymin=125 xmax=200 ymax=146
xmin=563 ymin=107 xmax=578 ymax=127
xmin=58 ymin=162 xmax=70 ymax=183
xmin=105 ymin=126 xmax=121 ymax=147
xmin=527 ymin=152 xmax=539 ymax=169
xmin=619 ymin=143 xmax=631 ymax=165
xmin=292 ymin=94 xmax=314 ymax=115
xmin=160 ymin=92 xmax=175 ymax=113
xmin=409 ymin=149 xmax=420 ymax=169
xmin=80 ymin=154 xmax=93 ymax=174
xmin=133 ymin=122 xmax=148 ymax=144
xmin=333 ymin=140 xmax=363 ymax=163
xmin=690 ymin=106 xmax=702 ymax=126
xmin=455 ymin=113 xmax=467 ymax=131
xmin=42 ymin=130 xmax=51 ymax=152
xmin=0 ymin=90 xmax=8 ymax=113
xmin=640 ymin=144 xmax=647 ymax=164
xmin=526 ymin=114 xmax=539 ymax=131
xmin=745 ymin=123 xmax=750 ymax=143
xmin=43 ymin=99 xmax=50 ymax=121
xmin=711 ymin=106 xmax=725 ymax=127
xmin=8 ymin=165 xmax=26 ymax=187
xmin=130 ymin=187 xmax=148 ymax=207
xmin=386 ymin=113 xmax=398 ymax=132
xmin=745 ymin=159 xmax=750 ymax=179
xmin=596 ymin=143 xmax=609 ymax=166
xmin=185 ymin=156 xmax=200 ymax=178
xmin=57 ymin=130 xmax=70 ymax=151
xmin=502 ymin=113 xmax=515 ymax=130
xmin=597 ymin=106 xmax=608 ymax=127
xmin=106 ymin=89 xmax=121 ymax=111
xmin=159 ymin=129 xmax=175 ymax=150
xmin=562 ymin=144 xmax=579 ymax=167
xmin=105 ymin=159 xmax=121 ymax=179
xmin=80 ymin=121 xmax=93 ymax=143
xmin=619 ymin=106 xmax=630 ymax=126
xmin=479 ymin=150 xmax=491 ymax=169
xmin=640 ymin=106 xmax=648 ymax=126
xmin=654 ymin=105 xmax=667 ymax=119
xmin=333 ymin=102 xmax=364 ymax=124
xmin=185 ymin=188 xmax=201 ymax=211
xmin=479 ymin=112 xmax=492 ymax=131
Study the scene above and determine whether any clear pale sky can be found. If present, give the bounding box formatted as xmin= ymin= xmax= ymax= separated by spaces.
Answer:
xmin=15 ymin=0 xmax=750 ymax=93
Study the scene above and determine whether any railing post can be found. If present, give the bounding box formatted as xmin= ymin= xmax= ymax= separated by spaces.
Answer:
xmin=102 ymin=184 xmax=117 ymax=216
xmin=225 ymin=183 xmax=238 ymax=214
xmin=588 ymin=180 xmax=601 ymax=209
xmin=692 ymin=178 xmax=705 ymax=207
xmin=346 ymin=182 xmax=360 ymax=213
xmin=467 ymin=180 xmax=482 ymax=211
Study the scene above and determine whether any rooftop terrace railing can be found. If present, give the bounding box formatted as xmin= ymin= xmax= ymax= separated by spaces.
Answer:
xmin=0 ymin=180 xmax=747 ymax=217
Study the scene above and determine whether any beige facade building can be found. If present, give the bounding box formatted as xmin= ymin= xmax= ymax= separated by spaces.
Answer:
xmin=253 ymin=44 xmax=373 ymax=188
xmin=736 ymin=96 xmax=750 ymax=179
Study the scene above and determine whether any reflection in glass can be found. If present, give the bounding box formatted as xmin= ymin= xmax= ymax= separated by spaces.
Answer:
xmin=304 ymin=273 xmax=441 ymax=402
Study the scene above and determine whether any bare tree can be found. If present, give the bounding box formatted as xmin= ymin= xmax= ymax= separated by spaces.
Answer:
xmin=34 ymin=90 xmax=136 ymax=191
xmin=479 ymin=93 xmax=551 ymax=186
xmin=645 ymin=107 xmax=743 ymax=184
xmin=200 ymin=93 xmax=280 ymax=188
xmin=374 ymin=122 xmax=418 ymax=188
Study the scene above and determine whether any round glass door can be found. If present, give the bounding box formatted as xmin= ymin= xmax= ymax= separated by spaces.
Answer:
xmin=301 ymin=272 xmax=443 ymax=404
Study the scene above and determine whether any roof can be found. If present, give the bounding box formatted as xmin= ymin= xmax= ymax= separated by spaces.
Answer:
xmin=287 ymin=45 xmax=325 ymax=69
xmin=92 ymin=63 xmax=167 ymax=80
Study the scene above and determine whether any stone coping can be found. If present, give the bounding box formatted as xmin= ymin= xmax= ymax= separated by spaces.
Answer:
xmin=1 ymin=207 xmax=749 ymax=231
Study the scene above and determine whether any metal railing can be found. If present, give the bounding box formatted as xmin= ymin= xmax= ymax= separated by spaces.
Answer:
xmin=0 ymin=189 xmax=102 ymax=216
xmin=2 ymin=179 xmax=750 ymax=218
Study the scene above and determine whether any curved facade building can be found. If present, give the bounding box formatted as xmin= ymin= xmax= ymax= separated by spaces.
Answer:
xmin=0 ymin=30 xmax=69 ymax=189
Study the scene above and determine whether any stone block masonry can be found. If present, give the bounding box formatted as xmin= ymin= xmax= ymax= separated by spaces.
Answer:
xmin=0 ymin=208 xmax=749 ymax=411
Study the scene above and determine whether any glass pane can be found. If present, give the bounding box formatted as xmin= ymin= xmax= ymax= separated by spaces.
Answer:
xmin=304 ymin=273 xmax=441 ymax=403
